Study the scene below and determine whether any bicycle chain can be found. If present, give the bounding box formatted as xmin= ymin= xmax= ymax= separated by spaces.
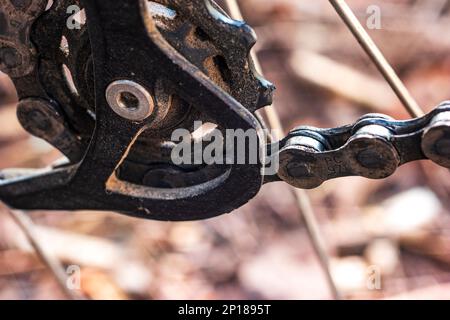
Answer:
xmin=0 ymin=0 xmax=46 ymax=78
xmin=0 ymin=0 xmax=89 ymax=162
xmin=275 ymin=103 xmax=450 ymax=189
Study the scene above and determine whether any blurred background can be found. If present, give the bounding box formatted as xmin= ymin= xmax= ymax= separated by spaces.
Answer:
xmin=1 ymin=0 xmax=450 ymax=300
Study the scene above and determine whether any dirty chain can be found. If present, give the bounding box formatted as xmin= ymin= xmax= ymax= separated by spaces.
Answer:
xmin=0 ymin=0 xmax=449 ymax=221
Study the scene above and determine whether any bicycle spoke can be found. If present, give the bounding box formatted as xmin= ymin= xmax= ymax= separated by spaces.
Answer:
xmin=329 ymin=0 xmax=424 ymax=118
xmin=224 ymin=0 xmax=341 ymax=300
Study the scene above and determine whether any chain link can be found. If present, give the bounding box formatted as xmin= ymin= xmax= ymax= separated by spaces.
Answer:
xmin=0 ymin=0 xmax=47 ymax=77
xmin=276 ymin=102 xmax=450 ymax=189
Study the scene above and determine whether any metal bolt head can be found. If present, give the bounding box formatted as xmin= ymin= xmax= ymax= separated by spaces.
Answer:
xmin=106 ymin=80 xmax=155 ymax=121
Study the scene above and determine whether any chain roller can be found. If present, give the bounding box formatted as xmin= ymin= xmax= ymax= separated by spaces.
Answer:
xmin=277 ymin=103 xmax=450 ymax=189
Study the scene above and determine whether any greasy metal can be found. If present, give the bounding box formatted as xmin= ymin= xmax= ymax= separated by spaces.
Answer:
xmin=422 ymin=111 xmax=450 ymax=168
xmin=17 ymin=98 xmax=85 ymax=162
xmin=0 ymin=0 xmax=274 ymax=221
xmin=2 ymin=0 xmax=94 ymax=159
xmin=276 ymin=102 xmax=450 ymax=189
xmin=0 ymin=0 xmax=449 ymax=221
xmin=0 ymin=0 xmax=47 ymax=77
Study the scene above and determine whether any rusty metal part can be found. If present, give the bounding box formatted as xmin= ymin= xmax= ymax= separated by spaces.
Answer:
xmin=17 ymin=98 xmax=85 ymax=162
xmin=18 ymin=0 xmax=274 ymax=191
xmin=0 ymin=0 xmax=273 ymax=221
xmin=275 ymin=102 xmax=450 ymax=189
xmin=0 ymin=0 xmax=47 ymax=77
xmin=0 ymin=0 xmax=449 ymax=221
xmin=422 ymin=111 xmax=450 ymax=168
xmin=3 ymin=0 xmax=94 ymax=156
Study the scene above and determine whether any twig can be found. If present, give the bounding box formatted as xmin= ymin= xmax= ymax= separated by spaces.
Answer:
xmin=2 ymin=204 xmax=82 ymax=300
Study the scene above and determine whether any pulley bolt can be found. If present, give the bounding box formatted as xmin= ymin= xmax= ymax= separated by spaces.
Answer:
xmin=106 ymin=80 xmax=155 ymax=121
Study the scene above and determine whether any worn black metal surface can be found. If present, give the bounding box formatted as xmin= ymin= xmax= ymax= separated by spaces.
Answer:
xmin=0 ymin=0 xmax=273 ymax=220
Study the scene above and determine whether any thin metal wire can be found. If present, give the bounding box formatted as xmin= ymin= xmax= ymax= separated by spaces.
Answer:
xmin=329 ymin=0 xmax=425 ymax=118
xmin=224 ymin=0 xmax=341 ymax=300
xmin=2 ymin=204 xmax=81 ymax=300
